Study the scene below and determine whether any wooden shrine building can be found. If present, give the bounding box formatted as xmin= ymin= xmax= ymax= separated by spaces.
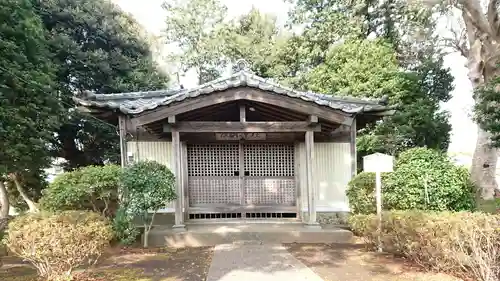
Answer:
xmin=74 ymin=61 xmax=394 ymax=229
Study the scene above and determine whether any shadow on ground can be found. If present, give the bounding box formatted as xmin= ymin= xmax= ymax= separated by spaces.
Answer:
xmin=284 ymin=243 xmax=463 ymax=281
xmin=0 ymin=247 xmax=214 ymax=281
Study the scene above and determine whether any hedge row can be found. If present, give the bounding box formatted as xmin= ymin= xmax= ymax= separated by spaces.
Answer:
xmin=349 ymin=211 xmax=500 ymax=281
xmin=347 ymin=148 xmax=476 ymax=214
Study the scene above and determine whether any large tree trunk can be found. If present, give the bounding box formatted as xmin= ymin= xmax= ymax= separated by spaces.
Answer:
xmin=470 ymin=128 xmax=498 ymax=200
xmin=462 ymin=5 xmax=499 ymax=200
xmin=467 ymin=46 xmax=499 ymax=200
xmin=0 ymin=180 xmax=9 ymax=218
xmin=10 ymin=173 xmax=38 ymax=213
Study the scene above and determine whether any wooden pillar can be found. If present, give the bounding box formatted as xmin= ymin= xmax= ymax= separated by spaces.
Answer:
xmin=172 ymin=128 xmax=185 ymax=230
xmin=118 ymin=115 xmax=128 ymax=167
xmin=239 ymin=104 xmax=246 ymax=208
xmin=305 ymin=130 xmax=319 ymax=227
xmin=350 ymin=117 xmax=357 ymax=177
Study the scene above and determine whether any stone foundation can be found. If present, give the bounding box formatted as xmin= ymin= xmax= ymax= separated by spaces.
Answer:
xmin=133 ymin=213 xmax=175 ymax=227
xmin=302 ymin=212 xmax=350 ymax=225
xmin=137 ymin=212 xmax=350 ymax=227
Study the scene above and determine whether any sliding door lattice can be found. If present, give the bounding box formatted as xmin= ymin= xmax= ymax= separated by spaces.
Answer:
xmin=187 ymin=144 xmax=240 ymax=205
xmin=243 ymin=144 xmax=295 ymax=205
xmin=186 ymin=143 xmax=296 ymax=208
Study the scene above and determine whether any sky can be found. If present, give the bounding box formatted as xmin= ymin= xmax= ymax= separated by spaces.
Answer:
xmin=112 ymin=0 xmax=477 ymax=156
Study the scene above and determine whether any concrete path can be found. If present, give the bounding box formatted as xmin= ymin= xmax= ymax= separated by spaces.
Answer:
xmin=206 ymin=243 xmax=324 ymax=281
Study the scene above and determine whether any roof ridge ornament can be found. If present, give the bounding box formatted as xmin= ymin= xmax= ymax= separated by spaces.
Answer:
xmin=233 ymin=59 xmax=252 ymax=73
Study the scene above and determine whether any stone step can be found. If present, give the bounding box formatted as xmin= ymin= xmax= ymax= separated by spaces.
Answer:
xmin=146 ymin=223 xmax=353 ymax=247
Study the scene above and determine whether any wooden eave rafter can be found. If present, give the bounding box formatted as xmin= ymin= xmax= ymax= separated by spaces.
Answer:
xmin=130 ymin=88 xmax=353 ymax=128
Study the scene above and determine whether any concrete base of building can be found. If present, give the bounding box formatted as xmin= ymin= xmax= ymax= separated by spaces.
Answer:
xmin=145 ymin=222 xmax=353 ymax=248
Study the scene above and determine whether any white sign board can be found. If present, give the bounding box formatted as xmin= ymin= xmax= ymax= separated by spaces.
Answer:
xmin=362 ymin=152 xmax=394 ymax=253
xmin=363 ymin=153 xmax=394 ymax=173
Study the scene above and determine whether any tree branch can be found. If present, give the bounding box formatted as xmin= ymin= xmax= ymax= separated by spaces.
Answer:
xmin=461 ymin=0 xmax=494 ymax=39
xmin=487 ymin=0 xmax=500 ymax=38
xmin=0 ymin=180 xmax=9 ymax=219
xmin=9 ymin=173 xmax=38 ymax=213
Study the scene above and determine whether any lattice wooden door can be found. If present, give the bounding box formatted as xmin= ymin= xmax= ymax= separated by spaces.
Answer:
xmin=243 ymin=144 xmax=295 ymax=206
xmin=187 ymin=144 xmax=240 ymax=206
xmin=187 ymin=143 xmax=296 ymax=208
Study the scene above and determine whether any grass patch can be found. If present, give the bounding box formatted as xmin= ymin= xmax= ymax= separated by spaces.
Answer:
xmin=477 ymin=198 xmax=500 ymax=213
xmin=77 ymin=268 xmax=150 ymax=281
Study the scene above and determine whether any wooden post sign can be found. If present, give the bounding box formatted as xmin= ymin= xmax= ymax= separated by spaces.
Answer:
xmin=363 ymin=153 xmax=394 ymax=253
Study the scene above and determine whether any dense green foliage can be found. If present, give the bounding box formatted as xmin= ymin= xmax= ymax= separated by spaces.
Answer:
xmin=347 ymin=148 xmax=475 ymax=214
xmin=165 ymin=0 xmax=454 ymax=157
xmin=475 ymin=77 xmax=500 ymax=147
xmin=306 ymin=40 xmax=402 ymax=98
xmin=121 ymin=161 xmax=176 ymax=247
xmin=163 ymin=0 xmax=227 ymax=84
xmin=5 ymin=211 xmax=113 ymax=280
xmin=301 ymin=41 xmax=453 ymax=157
xmin=385 ymin=148 xmax=475 ymax=211
xmin=34 ymin=0 xmax=170 ymax=169
xmin=349 ymin=211 xmax=500 ymax=281
xmin=0 ymin=0 xmax=170 ymax=214
xmin=346 ymin=172 xmax=387 ymax=215
xmin=112 ymin=206 xmax=140 ymax=245
xmin=121 ymin=161 xmax=177 ymax=217
xmin=0 ymin=0 xmax=62 ymax=177
xmin=219 ymin=8 xmax=286 ymax=78
xmin=40 ymin=165 xmax=121 ymax=217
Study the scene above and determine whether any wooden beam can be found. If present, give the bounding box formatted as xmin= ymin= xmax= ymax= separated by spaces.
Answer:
xmin=163 ymin=121 xmax=321 ymax=133
xmin=350 ymin=118 xmax=357 ymax=177
xmin=118 ymin=115 xmax=128 ymax=167
xmin=131 ymin=88 xmax=352 ymax=127
xmin=239 ymin=142 xmax=245 ymax=205
xmin=168 ymin=115 xmax=176 ymax=124
xmin=250 ymin=101 xmax=307 ymax=120
xmin=308 ymin=115 xmax=318 ymax=124
xmin=181 ymin=142 xmax=189 ymax=222
xmin=180 ymin=102 xmax=236 ymax=121
xmin=171 ymin=129 xmax=185 ymax=230
xmin=305 ymin=130 xmax=319 ymax=227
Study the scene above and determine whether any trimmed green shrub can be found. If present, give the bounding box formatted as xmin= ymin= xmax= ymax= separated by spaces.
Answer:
xmin=346 ymin=172 xmax=389 ymax=214
xmin=5 ymin=211 xmax=113 ymax=280
xmin=121 ymin=160 xmax=176 ymax=247
xmin=40 ymin=165 xmax=121 ymax=217
xmin=384 ymin=148 xmax=475 ymax=211
xmin=112 ymin=206 xmax=140 ymax=245
xmin=349 ymin=211 xmax=500 ymax=281
xmin=347 ymin=148 xmax=475 ymax=214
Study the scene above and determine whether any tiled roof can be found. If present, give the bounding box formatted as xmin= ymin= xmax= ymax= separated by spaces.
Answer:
xmin=73 ymin=69 xmax=392 ymax=115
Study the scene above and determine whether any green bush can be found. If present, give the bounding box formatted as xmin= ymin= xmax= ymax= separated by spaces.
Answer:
xmin=40 ymin=165 xmax=121 ymax=217
xmin=5 ymin=211 xmax=113 ymax=280
xmin=121 ymin=160 xmax=176 ymax=247
xmin=346 ymin=172 xmax=389 ymax=214
xmin=385 ymin=148 xmax=475 ymax=211
xmin=0 ymin=218 xmax=7 ymax=267
xmin=478 ymin=198 xmax=500 ymax=214
xmin=112 ymin=206 xmax=139 ymax=245
xmin=347 ymin=148 xmax=475 ymax=214
xmin=349 ymin=211 xmax=500 ymax=281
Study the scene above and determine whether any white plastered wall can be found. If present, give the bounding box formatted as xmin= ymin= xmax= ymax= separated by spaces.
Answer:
xmin=297 ymin=142 xmax=352 ymax=212
xmin=126 ymin=141 xmax=175 ymax=212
